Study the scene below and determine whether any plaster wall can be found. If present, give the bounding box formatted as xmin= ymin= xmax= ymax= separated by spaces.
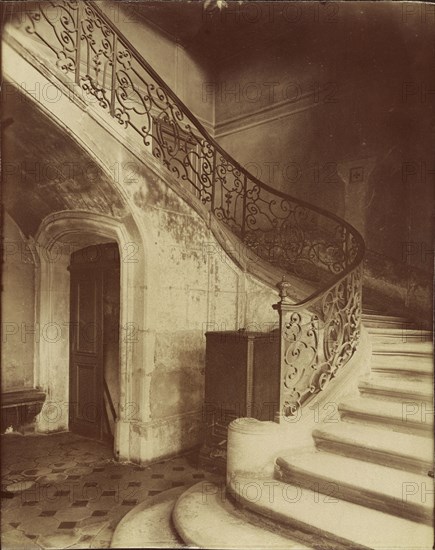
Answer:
xmin=3 ymin=37 xmax=279 ymax=463
xmin=1 ymin=212 xmax=36 ymax=391
xmin=97 ymin=0 xmax=214 ymax=131
xmin=98 ymin=2 xmax=433 ymax=316
xmin=211 ymin=5 xmax=434 ymax=315
xmin=122 ymin=160 xmax=280 ymax=462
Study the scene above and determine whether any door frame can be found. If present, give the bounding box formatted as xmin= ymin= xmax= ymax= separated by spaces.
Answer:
xmin=33 ymin=210 xmax=149 ymax=460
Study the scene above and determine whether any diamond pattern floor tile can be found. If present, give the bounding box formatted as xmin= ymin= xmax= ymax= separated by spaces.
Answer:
xmin=38 ymin=531 xmax=82 ymax=548
xmin=19 ymin=517 xmax=59 ymax=537
xmin=2 ymin=528 xmax=41 ymax=549
xmin=55 ymin=507 xmax=93 ymax=522
xmin=1 ymin=432 xmax=224 ymax=548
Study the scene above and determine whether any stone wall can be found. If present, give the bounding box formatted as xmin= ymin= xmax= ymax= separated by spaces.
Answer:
xmin=1 ymin=213 xmax=36 ymax=391
xmin=3 ymin=35 xmax=280 ymax=462
xmin=118 ymin=156 xmax=280 ymax=462
xmin=99 ymin=0 xmax=214 ymax=132
xmin=209 ymin=3 xmax=434 ymax=314
xmin=99 ymin=1 xmax=433 ymax=317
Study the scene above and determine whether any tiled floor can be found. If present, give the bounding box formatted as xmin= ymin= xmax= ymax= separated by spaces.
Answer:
xmin=1 ymin=432 xmax=222 ymax=549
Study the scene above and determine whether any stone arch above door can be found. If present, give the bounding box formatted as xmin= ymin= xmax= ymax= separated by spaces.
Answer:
xmin=34 ymin=210 xmax=149 ymax=461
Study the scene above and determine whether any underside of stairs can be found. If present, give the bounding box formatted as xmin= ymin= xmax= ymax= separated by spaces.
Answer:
xmin=159 ymin=308 xmax=434 ymax=549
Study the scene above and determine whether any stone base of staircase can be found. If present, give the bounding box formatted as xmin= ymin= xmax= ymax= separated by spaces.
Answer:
xmin=111 ymin=311 xmax=433 ymax=549
xmin=111 ymin=487 xmax=186 ymax=548
xmin=173 ymin=482 xmax=309 ymax=549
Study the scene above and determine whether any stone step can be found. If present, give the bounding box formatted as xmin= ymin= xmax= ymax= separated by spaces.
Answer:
xmin=111 ymin=487 xmax=186 ymax=548
xmin=369 ymin=327 xmax=433 ymax=343
xmin=363 ymin=316 xmax=431 ymax=326
xmin=371 ymin=355 xmax=433 ymax=377
xmin=372 ymin=340 xmax=433 ymax=357
xmin=365 ymin=320 xmax=410 ymax=330
xmin=172 ymin=482 xmax=309 ymax=549
xmin=362 ymin=309 xmax=385 ymax=317
xmin=228 ymin=476 xmax=433 ymax=550
xmin=359 ymin=376 xmax=433 ymax=402
xmin=362 ymin=314 xmax=410 ymax=329
xmin=312 ymin=422 xmax=433 ymax=475
xmin=338 ymin=396 xmax=433 ymax=435
xmin=361 ymin=311 xmax=407 ymax=319
xmin=276 ymin=450 xmax=433 ymax=524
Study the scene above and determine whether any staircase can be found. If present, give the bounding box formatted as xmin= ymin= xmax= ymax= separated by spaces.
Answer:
xmin=4 ymin=0 xmax=367 ymax=436
xmin=3 ymin=3 xmax=433 ymax=547
xmin=173 ymin=308 xmax=434 ymax=549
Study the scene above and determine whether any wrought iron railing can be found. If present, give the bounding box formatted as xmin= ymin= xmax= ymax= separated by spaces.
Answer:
xmin=6 ymin=0 xmax=365 ymax=420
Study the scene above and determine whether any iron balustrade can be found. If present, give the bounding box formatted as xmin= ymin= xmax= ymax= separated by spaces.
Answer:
xmin=7 ymin=0 xmax=365 ymax=419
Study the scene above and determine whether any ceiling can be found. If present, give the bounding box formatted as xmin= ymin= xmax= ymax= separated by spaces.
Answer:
xmin=115 ymin=0 xmax=335 ymax=64
xmin=3 ymin=86 xmax=127 ymax=237
xmin=114 ymin=1 xmax=420 ymax=66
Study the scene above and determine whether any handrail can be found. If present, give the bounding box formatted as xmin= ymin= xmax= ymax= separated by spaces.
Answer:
xmin=91 ymin=1 xmax=365 ymax=301
xmin=7 ymin=0 xmax=365 ymax=418
xmin=91 ymin=1 xmax=365 ymax=306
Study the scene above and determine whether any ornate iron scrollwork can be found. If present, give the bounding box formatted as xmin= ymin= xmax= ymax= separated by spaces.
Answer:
xmin=275 ymin=263 xmax=362 ymax=417
xmin=10 ymin=0 xmax=365 ymax=420
xmin=280 ymin=311 xmax=320 ymax=416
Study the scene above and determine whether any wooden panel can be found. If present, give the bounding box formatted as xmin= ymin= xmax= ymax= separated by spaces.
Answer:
xmin=201 ymin=331 xmax=281 ymax=471
xmin=76 ymin=277 xmax=98 ymax=354
xmin=205 ymin=332 xmax=248 ymax=416
xmin=252 ymin=334 xmax=280 ymax=421
xmin=75 ymin=362 xmax=98 ymax=422
xmin=69 ymin=259 xmax=103 ymax=439
xmin=69 ymin=243 xmax=119 ymax=441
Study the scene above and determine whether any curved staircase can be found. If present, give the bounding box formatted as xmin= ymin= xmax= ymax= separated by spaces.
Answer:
xmin=4 ymin=0 xmax=365 ymax=416
xmin=172 ymin=308 xmax=433 ymax=549
xmin=109 ymin=309 xmax=433 ymax=549
xmin=3 ymin=2 xmax=433 ymax=547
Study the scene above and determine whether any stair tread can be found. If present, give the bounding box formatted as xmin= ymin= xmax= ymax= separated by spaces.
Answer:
xmin=369 ymin=328 xmax=433 ymax=343
xmin=371 ymin=357 xmax=433 ymax=379
xmin=369 ymin=327 xmax=432 ymax=335
xmin=372 ymin=341 xmax=433 ymax=355
xmin=339 ymin=396 xmax=433 ymax=431
xmin=230 ymin=476 xmax=433 ymax=549
xmin=173 ymin=482 xmax=307 ymax=549
xmin=277 ymin=450 xmax=433 ymax=519
xmin=362 ymin=309 xmax=386 ymax=316
xmin=359 ymin=376 xmax=433 ymax=400
xmin=371 ymin=354 xmax=433 ymax=368
xmin=313 ymin=423 xmax=433 ymax=466
xmin=365 ymin=321 xmax=417 ymax=330
xmin=111 ymin=486 xmax=185 ymax=548
xmin=362 ymin=313 xmax=409 ymax=322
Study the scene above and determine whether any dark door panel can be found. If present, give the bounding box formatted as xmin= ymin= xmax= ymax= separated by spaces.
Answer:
xmin=69 ymin=267 xmax=103 ymax=439
xmin=69 ymin=243 xmax=120 ymax=441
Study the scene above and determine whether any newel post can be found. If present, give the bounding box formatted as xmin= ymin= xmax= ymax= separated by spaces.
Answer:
xmin=272 ymin=276 xmax=294 ymax=424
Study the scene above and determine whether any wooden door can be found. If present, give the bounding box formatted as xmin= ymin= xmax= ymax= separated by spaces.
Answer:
xmin=69 ymin=260 xmax=104 ymax=439
xmin=69 ymin=243 xmax=119 ymax=440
